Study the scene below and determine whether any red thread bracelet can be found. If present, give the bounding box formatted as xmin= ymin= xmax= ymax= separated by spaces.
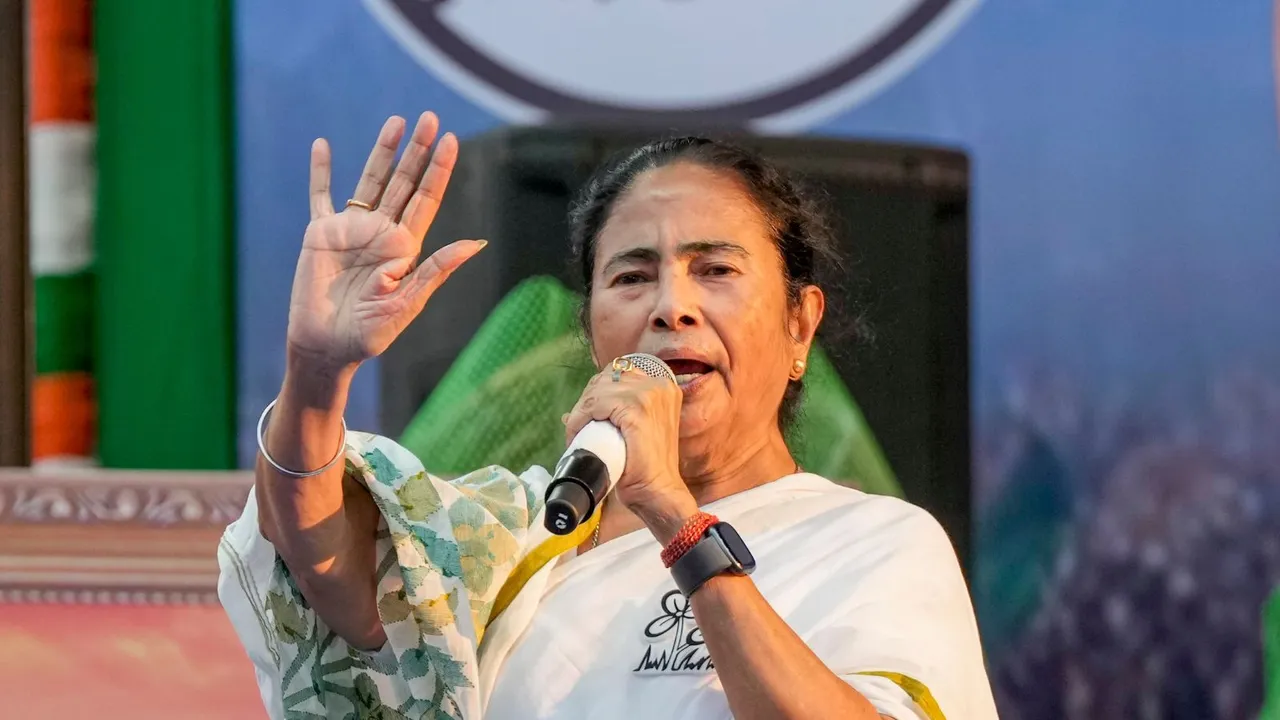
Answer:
xmin=661 ymin=512 xmax=719 ymax=568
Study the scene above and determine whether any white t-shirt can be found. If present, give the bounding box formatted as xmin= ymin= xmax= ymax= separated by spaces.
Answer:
xmin=483 ymin=474 xmax=998 ymax=720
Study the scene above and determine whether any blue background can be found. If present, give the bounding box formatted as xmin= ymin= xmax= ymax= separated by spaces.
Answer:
xmin=236 ymin=1 xmax=1280 ymax=714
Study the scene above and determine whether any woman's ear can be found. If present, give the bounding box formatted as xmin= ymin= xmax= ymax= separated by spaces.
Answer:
xmin=788 ymin=285 xmax=825 ymax=357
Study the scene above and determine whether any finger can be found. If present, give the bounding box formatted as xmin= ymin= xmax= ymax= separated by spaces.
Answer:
xmin=309 ymin=138 xmax=335 ymax=219
xmin=402 ymin=131 xmax=458 ymax=238
xmin=379 ymin=112 xmax=439 ymax=222
xmin=563 ymin=390 xmax=600 ymax=444
xmin=563 ymin=370 xmax=615 ymax=443
xmin=351 ymin=116 xmax=406 ymax=208
xmin=564 ymin=377 xmax=643 ymax=443
xmin=396 ymin=239 xmax=488 ymax=316
xmin=580 ymin=393 xmax=637 ymax=434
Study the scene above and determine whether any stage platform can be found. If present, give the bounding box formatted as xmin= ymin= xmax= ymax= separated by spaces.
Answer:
xmin=0 ymin=467 xmax=263 ymax=718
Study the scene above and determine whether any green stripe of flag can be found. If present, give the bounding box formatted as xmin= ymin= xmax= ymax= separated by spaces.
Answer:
xmin=34 ymin=271 xmax=95 ymax=375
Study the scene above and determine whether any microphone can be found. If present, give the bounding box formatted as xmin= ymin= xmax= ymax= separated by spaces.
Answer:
xmin=543 ymin=353 xmax=677 ymax=535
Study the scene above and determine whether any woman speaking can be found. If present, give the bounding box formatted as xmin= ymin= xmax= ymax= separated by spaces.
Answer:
xmin=218 ymin=111 xmax=998 ymax=720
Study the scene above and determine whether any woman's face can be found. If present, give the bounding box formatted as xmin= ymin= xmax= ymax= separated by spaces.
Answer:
xmin=587 ymin=162 xmax=823 ymax=447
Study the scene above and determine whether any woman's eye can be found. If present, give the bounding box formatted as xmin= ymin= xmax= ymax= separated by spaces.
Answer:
xmin=614 ymin=272 xmax=647 ymax=285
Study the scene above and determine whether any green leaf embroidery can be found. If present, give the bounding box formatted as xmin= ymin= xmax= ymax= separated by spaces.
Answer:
xmin=475 ymin=469 xmax=515 ymax=502
xmin=396 ymin=471 xmax=443 ymax=521
xmin=262 ymin=430 xmax=540 ymax=720
xmin=268 ymin=590 xmax=310 ymax=644
xmin=306 ymin=652 xmax=329 ymax=704
xmin=426 ymin=675 xmax=465 ymax=720
xmin=459 ymin=552 xmax=494 ymax=596
xmin=420 ymin=643 xmax=473 ymax=690
xmin=399 ymin=644 xmax=432 ymax=681
xmin=470 ymin=597 xmax=495 ymax=629
xmin=370 ymin=491 xmax=410 ymax=531
xmin=345 ymin=673 xmax=411 ymax=720
xmin=347 ymin=644 xmax=399 ymax=676
xmin=400 ymin=639 xmax=474 ymax=691
xmin=412 ymin=590 xmax=459 ymax=636
xmin=351 ymin=672 xmax=379 ymax=709
xmin=362 ymin=448 xmax=402 ymax=487
xmin=377 ymin=589 xmax=413 ymax=624
xmin=447 ymin=498 xmax=488 ymax=530
xmin=399 ymin=564 xmax=434 ymax=593
xmin=494 ymin=505 xmax=527 ymax=534
xmin=274 ymin=555 xmax=311 ymax=609
xmin=411 ymin=525 xmax=463 ymax=578
xmin=454 ymin=469 xmax=529 ymax=532
xmin=450 ymin=503 xmax=520 ymax=595
xmin=524 ymin=483 xmax=542 ymax=521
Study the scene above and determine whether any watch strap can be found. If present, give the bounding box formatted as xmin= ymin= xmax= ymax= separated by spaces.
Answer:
xmin=670 ymin=527 xmax=735 ymax=597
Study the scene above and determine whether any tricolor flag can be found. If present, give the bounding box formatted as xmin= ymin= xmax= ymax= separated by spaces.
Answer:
xmin=30 ymin=0 xmax=95 ymax=465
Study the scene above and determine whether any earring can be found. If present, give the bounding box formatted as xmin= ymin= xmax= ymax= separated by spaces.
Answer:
xmin=790 ymin=359 xmax=807 ymax=380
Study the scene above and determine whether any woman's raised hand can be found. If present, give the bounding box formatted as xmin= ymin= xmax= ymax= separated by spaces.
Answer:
xmin=286 ymin=112 xmax=486 ymax=371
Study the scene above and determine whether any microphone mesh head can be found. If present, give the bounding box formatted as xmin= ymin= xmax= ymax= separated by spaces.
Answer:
xmin=622 ymin=353 xmax=678 ymax=385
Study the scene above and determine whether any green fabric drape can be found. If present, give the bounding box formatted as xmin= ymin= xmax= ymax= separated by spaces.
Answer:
xmin=95 ymin=0 xmax=236 ymax=468
xmin=1263 ymin=588 xmax=1280 ymax=720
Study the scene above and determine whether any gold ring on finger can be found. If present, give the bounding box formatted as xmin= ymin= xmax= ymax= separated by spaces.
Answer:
xmin=345 ymin=199 xmax=375 ymax=211
xmin=611 ymin=357 xmax=633 ymax=382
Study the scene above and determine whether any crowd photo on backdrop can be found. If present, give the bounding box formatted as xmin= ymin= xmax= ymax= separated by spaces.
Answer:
xmin=217 ymin=110 xmax=998 ymax=720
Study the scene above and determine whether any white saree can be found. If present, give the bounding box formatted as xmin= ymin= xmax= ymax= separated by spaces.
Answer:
xmin=218 ymin=432 xmax=997 ymax=720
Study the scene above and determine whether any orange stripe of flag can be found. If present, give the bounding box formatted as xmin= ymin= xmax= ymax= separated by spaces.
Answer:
xmin=32 ymin=371 xmax=96 ymax=459
xmin=30 ymin=0 xmax=94 ymax=124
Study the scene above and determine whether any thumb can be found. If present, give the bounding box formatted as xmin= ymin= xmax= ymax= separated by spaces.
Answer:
xmin=400 ymin=239 xmax=488 ymax=311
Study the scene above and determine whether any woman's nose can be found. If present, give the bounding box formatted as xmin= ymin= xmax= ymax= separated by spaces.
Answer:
xmin=649 ymin=274 xmax=700 ymax=331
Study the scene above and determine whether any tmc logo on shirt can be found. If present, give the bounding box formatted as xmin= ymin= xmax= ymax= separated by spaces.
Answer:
xmin=634 ymin=589 xmax=714 ymax=675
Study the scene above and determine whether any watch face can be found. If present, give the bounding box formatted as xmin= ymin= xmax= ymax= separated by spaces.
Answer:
xmin=714 ymin=523 xmax=756 ymax=574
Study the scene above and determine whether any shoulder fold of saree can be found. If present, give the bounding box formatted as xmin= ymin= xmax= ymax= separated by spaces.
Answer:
xmin=218 ymin=431 xmax=557 ymax=720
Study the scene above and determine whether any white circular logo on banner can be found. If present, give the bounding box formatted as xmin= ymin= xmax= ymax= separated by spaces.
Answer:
xmin=364 ymin=0 xmax=979 ymax=130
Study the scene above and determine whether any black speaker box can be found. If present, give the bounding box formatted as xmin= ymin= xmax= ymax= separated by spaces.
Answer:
xmin=380 ymin=127 xmax=971 ymax=565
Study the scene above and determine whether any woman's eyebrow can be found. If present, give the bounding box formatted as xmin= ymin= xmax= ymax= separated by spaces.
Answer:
xmin=601 ymin=241 xmax=750 ymax=276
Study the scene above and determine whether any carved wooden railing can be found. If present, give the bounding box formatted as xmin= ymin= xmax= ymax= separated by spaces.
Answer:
xmin=0 ymin=468 xmax=253 ymax=604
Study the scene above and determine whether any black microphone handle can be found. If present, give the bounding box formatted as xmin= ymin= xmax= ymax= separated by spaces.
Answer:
xmin=544 ymin=448 xmax=610 ymax=535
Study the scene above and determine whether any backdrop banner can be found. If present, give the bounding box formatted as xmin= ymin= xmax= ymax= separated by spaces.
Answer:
xmin=235 ymin=2 xmax=1280 ymax=716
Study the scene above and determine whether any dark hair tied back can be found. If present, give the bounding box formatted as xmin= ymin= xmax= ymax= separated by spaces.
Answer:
xmin=567 ymin=136 xmax=846 ymax=429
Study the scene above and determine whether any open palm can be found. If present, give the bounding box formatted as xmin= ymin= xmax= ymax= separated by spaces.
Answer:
xmin=287 ymin=112 xmax=486 ymax=369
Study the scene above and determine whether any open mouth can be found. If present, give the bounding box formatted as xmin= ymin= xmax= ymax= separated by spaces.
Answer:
xmin=664 ymin=359 xmax=715 ymax=386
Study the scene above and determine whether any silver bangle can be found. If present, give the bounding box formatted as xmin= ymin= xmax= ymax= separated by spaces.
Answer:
xmin=256 ymin=398 xmax=348 ymax=478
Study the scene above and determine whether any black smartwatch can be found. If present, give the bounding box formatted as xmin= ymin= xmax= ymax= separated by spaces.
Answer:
xmin=670 ymin=522 xmax=756 ymax=597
